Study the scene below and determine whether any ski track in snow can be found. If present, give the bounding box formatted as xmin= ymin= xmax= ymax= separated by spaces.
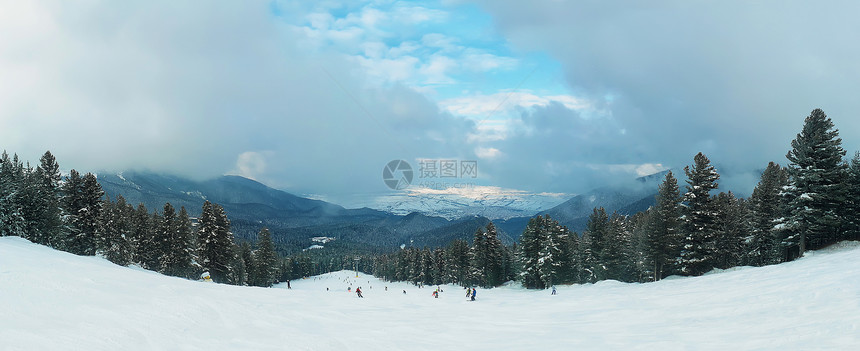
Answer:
xmin=2 ymin=237 xmax=860 ymax=350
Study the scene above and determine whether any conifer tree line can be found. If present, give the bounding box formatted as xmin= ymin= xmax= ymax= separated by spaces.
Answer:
xmin=370 ymin=222 xmax=516 ymax=288
xmin=4 ymin=109 xmax=857 ymax=290
xmin=370 ymin=108 xmax=860 ymax=289
xmin=514 ymin=108 xmax=860 ymax=287
xmin=0 ymin=151 xmax=280 ymax=287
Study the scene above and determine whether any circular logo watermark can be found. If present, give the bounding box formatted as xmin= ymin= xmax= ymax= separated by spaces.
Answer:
xmin=382 ymin=159 xmax=413 ymax=190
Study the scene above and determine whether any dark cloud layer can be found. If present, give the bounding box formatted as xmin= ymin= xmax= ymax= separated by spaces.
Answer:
xmin=4 ymin=1 xmax=860 ymax=203
xmin=0 ymin=1 xmax=475 ymax=199
xmin=474 ymin=0 xmax=860 ymax=194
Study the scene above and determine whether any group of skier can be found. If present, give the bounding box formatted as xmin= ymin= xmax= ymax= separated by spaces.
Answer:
xmin=465 ymin=287 xmax=476 ymax=301
xmin=346 ymin=284 xmax=477 ymax=301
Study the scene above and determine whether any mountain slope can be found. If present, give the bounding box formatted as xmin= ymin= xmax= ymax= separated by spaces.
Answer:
xmin=98 ymin=172 xmax=488 ymax=249
xmin=497 ymin=172 xmax=667 ymax=236
xmin=3 ymin=236 xmax=859 ymax=350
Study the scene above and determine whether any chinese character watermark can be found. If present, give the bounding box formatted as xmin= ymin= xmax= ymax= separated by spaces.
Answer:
xmin=385 ymin=159 xmax=478 ymax=190
xmin=417 ymin=159 xmax=477 ymax=179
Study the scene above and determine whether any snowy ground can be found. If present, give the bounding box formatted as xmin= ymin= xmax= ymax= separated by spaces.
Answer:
xmin=2 ymin=237 xmax=860 ymax=350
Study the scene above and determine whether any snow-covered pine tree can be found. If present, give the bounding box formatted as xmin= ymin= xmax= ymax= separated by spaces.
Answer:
xmin=445 ymin=239 xmax=470 ymax=285
xmin=584 ymin=207 xmax=610 ymax=281
xmin=784 ymin=109 xmax=849 ymax=255
xmin=628 ymin=210 xmax=653 ymax=282
xmin=712 ymin=192 xmax=748 ymax=269
xmin=0 ymin=152 xmax=26 ymax=238
xmin=34 ymin=151 xmax=64 ymax=249
xmin=431 ymin=248 xmax=446 ymax=285
xmin=130 ymin=204 xmax=157 ymax=269
xmin=577 ymin=230 xmax=596 ymax=283
xmin=468 ymin=227 xmax=487 ymax=287
xmin=747 ymin=162 xmax=788 ymax=266
xmin=603 ymin=212 xmax=634 ymax=282
xmin=177 ymin=206 xmax=198 ymax=276
xmin=252 ymin=227 xmax=278 ymax=287
xmin=236 ymin=241 xmax=253 ymax=286
xmin=18 ymin=162 xmax=44 ymax=244
xmin=679 ymin=152 xmax=720 ymax=276
xmin=393 ymin=248 xmax=409 ymax=282
xmin=518 ymin=216 xmax=543 ymax=289
xmin=162 ymin=204 xmax=195 ymax=278
xmin=536 ymin=215 xmax=571 ymax=288
xmin=482 ymin=222 xmax=505 ymax=287
xmin=419 ymin=248 xmax=433 ymax=285
xmin=643 ymin=171 xmax=682 ymax=280
xmin=153 ymin=203 xmax=178 ymax=273
xmin=566 ymin=227 xmax=582 ymax=284
xmin=846 ymin=152 xmax=860 ymax=242
xmin=15 ymin=151 xmax=65 ymax=247
xmin=96 ymin=195 xmax=132 ymax=266
xmin=197 ymin=201 xmax=236 ymax=284
xmin=63 ymin=171 xmax=104 ymax=256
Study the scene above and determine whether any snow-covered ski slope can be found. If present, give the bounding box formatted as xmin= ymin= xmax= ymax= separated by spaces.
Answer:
xmin=2 ymin=236 xmax=859 ymax=350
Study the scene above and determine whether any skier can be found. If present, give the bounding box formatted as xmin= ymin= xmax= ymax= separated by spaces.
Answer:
xmin=199 ymin=272 xmax=213 ymax=283
xmin=465 ymin=287 xmax=471 ymax=298
xmin=471 ymin=288 xmax=476 ymax=301
xmin=356 ymin=287 xmax=363 ymax=298
xmin=287 ymin=280 xmax=291 ymax=289
xmin=551 ymin=286 xmax=557 ymax=295
xmin=432 ymin=289 xmax=439 ymax=298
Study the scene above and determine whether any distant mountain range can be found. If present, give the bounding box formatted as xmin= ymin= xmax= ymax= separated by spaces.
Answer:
xmin=343 ymin=190 xmax=568 ymax=220
xmin=98 ymin=170 xmax=666 ymax=251
xmin=97 ymin=172 xmax=510 ymax=252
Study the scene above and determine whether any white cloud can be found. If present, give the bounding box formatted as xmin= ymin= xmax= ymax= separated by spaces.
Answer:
xmin=585 ymin=163 xmax=667 ymax=177
xmin=419 ymin=55 xmax=458 ymax=84
xmin=421 ymin=33 xmax=457 ymax=50
xmin=230 ymin=151 xmax=269 ymax=181
xmin=0 ymin=0 xmax=478 ymax=195
xmin=461 ymin=50 xmax=518 ymax=72
xmin=288 ymin=2 xmax=523 ymax=93
xmin=440 ymin=91 xmax=588 ymax=117
xmin=475 ymin=0 xmax=860 ymax=187
xmin=475 ymin=147 xmax=502 ymax=159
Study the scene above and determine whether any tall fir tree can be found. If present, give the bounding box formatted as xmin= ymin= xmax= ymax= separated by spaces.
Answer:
xmin=482 ymin=222 xmax=506 ymax=287
xmin=747 ymin=162 xmax=789 ymax=266
xmin=198 ymin=201 xmax=235 ymax=283
xmin=584 ymin=207 xmax=610 ymax=281
xmin=236 ymin=242 xmax=254 ymax=286
xmin=96 ymin=195 xmax=132 ymax=265
xmin=646 ymin=171 xmax=682 ymax=280
xmin=603 ymin=212 xmax=634 ymax=282
xmin=152 ymin=203 xmax=178 ymax=273
xmin=536 ymin=215 xmax=572 ymax=288
xmin=679 ymin=152 xmax=720 ymax=276
xmin=0 ymin=152 xmax=26 ymax=238
xmin=784 ymin=108 xmax=849 ymax=256
xmin=518 ymin=216 xmax=544 ymax=289
xmin=444 ymin=239 xmax=470 ymax=285
xmin=252 ymin=227 xmax=278 ymax=287
xmin=130 ymin=203 xmax=157 ymax=269
xmin=712 ymin=192 xmax=748 ymax=269
xmin=468 ymin=227 xmax=486 ymax=286
xmin=35 ymin=151 xmax=64 ymax=248
xmin=63 ymin=171 xmax=104 ymax=256
xmin=162 ymin=205 xmax=195 ymax=278
xmin=846 ymin=152 xmax=860 ymax=241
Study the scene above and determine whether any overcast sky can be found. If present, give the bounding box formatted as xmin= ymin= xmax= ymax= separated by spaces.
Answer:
xmin=2 ymin=0 xmax=860 ymax=205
